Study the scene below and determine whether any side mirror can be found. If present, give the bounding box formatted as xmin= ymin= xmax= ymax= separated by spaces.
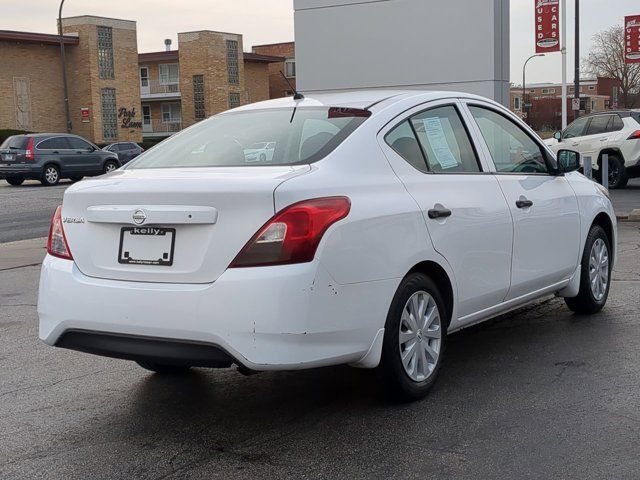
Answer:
xmin=557 ymin=149 xmax=580 ymax=173
xmin=553 ymin=131 xmax=562 ymax=141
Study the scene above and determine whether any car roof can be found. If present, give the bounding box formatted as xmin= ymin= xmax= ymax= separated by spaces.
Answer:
xmin=228 ymin=89 xmax=496 ymax=115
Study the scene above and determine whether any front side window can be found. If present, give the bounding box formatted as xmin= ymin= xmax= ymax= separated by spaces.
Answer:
xmin=562 ymin=116 xmax=589 ymax=139
xmin=385 ymin=105 xmax=480 ymax=173
xmin=67 ymin=137 xmax=94 ymax=150
xmin=126 ymin=107 xmax=370 ymax=169
xmin=469 ymin=106 xmax=549 ymax=174
xmin=101 ymin=88 xmax=118 ymax=140
xmin=97 ymin=26 xmax=114 ymax=79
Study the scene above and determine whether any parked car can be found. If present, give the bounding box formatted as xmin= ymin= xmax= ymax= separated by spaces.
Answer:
xmin=243 ymin=141 xmax=276 ymax=163
xmin=103 ymin=142 xmax=144 ymax=164
xmin=0 ymin=133 xmax=120 ymax=186
xmin=38 ymin=91 xmax=616 ymax=401
xmin=544 ymin=111 xmax=640 ymax=189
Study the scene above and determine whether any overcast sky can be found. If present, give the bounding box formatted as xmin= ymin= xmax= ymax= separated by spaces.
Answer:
xmin=2 ymin=0 xmax=638 ymax=85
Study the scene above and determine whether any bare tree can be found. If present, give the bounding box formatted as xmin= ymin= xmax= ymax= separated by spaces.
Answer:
xmin=585 ymin=25 xmax=640 ymax=108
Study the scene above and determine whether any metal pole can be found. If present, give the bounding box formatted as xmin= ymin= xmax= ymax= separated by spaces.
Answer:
xmin=561 ymin=0 xmax=567 ymax=129
xmin=522 ymin=54 xmax=545 ymax=125
xmin=573 ymin=0 xmax=580 ymax=119
xmin=601 ymin=153 xmax=609 ymax=189
xmin=58 ymin=0 xmax=72 ymax=133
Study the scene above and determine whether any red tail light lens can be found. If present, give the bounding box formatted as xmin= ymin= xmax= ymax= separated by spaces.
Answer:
xmin=627 ymin=130 xmax=640 ymax=140
xmin=47 ymin=206 xmax=73 ymax=260
xmin=25 ymin=137 xmax=35 ymax=161
xmin=230 ymin=197 xmax=351 ymax=268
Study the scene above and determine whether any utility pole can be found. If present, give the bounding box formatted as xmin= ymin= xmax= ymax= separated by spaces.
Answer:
xmin=573 ymin=0 xmax=580 ymax=119
xmin=58 ymin=0 xmax=72 ymax=133
xmin=561 ymin=0 xmax=567 ymax=129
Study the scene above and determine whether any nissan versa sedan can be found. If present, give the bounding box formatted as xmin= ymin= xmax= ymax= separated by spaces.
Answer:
xmin=38 ymin=91 xmax=616 ymax=400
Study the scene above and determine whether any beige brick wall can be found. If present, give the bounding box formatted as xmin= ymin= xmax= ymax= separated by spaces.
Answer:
xmin=0 ymin=43 xmax=67 ymax=132
xmin=244 ymin=62 xmax=270 ymax=104
xmin=63 ymin=16 xmax=142 ymax=144
xmin=253 ymin=42 xmax=295 ymax=99
xmin=178 ymin=31 xmax=246 ymax=129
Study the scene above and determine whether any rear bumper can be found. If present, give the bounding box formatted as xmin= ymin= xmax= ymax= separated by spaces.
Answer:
xmin=0 ymin=164 xmax=42 ymax=178
xmin=38 ymin=255 xmax=395 ymax=370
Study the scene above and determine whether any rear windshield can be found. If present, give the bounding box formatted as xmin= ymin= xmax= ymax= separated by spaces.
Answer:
xmin=0 ymin=136 xmax=29 ymax=150
xmin=126 ymin=107 xmax=370 ymax=169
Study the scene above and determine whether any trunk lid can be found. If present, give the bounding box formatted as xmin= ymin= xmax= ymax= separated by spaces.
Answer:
xmin=61 ymin=166 xmax=310 ymax=283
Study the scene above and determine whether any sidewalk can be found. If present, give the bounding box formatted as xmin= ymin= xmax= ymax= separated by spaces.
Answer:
xmin=0 ymin=237 xmax=47 ymax=271
xmin=610 ymin=178 xmax=640 ymax=220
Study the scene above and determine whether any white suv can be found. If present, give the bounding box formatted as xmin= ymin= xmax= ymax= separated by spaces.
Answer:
xmin=545 ymin=111 xmax=640 ymax=189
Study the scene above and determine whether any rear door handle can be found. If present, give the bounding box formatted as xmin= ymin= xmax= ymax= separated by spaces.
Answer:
xmin=516 ymin=199 xmax=533 ymax=209
xmin=600 ymin=138 xmax=609 ymax=142
xmin=428 ymin=208 xmax=452 ymax=219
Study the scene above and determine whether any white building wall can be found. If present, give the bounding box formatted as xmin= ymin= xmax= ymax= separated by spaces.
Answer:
xmin=294 ymin=0 xmax=510 ymax=106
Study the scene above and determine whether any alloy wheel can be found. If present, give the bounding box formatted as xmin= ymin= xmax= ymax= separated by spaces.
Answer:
xmin=398 ymin=291 xmax=442 ymax=382
xmin=45 ymin=166 xmax=59 ymax=184
xmin=105 ymin=162 xmax=117 ymax=173
xmin=589 ymin=238 xmax=609 ymax=301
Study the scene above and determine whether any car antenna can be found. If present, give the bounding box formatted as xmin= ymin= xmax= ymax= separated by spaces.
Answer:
xmin=280 ymin=71 xmax=304 ymax=100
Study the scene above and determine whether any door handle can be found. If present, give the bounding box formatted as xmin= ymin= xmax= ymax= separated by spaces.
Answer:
xmin=52 ymin=151 xmax=60 ymax=154
xmin=428 ymin=207 xmax=452 ymax=219
xmin=516 ymin=199 xmax=533 ymax=209
xmin=600 ymin=138 xmax=608 ymax=142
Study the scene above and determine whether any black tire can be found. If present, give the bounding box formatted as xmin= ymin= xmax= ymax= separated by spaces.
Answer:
xmin=565 ymin=224 xmax=612 ymax=315
xmin=606 ymin=154 xmax=628 ymax=189
xmin=103 ymin=160 xmax=119 ymax=174
xmin=40 ymin=164 xmax=60 ymax=186
xmin=69 ymin=175 xmax=83 ymax=182
xmin=379 ymin=273 xmax=448 ymax=402
xmin=5 ymin=176 xmax=24 ymax=186
xmin=136 ymin=360 xmax=191 ymax=374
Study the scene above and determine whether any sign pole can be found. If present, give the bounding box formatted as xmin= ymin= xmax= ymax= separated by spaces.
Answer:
xmin=561 ymin=0 xmax=567 ymax=129
xmin=574 ymin=0 xmax=580 ymax=117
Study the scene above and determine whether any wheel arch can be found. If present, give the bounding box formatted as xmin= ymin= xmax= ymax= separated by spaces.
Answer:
xmin=598 ymin=148 xmax=625 ymax=166
xmin=591 ymin=211 xmax=615 ymax=262
xmin=406 ymin=260 xmax=454 ymax=328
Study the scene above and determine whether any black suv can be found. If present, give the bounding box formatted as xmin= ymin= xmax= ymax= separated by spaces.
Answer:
xmin=0 ymin=133 xmax=120 ymax=186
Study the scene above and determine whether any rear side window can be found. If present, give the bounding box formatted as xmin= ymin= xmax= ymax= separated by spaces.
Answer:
xmin=37 ymin=137 xmax=70 ymax=150
xmin=127 ymin=107 xmax=370 ymax=169
xmin=385 ymin=105 xmax=480 ymax=173
xmin=563 ymin=117 xmax=589 ymax=139
xmin=0 ymin=136 xmax=29 ymax=149
xmin=586 ymin=116 xmax=611 ymax=136
xmin=610 ymin=115 xmax=624 ymax=131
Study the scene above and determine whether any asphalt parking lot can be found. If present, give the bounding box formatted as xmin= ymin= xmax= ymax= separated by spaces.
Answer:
xmin=1 ymin=217 xmax=639 ymax=478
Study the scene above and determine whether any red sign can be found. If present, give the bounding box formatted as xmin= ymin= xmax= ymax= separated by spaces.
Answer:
xmin=625 ymin=16 xmax=640 ymax=64
xmin=535 ymin=0 xmax=560 ymax=53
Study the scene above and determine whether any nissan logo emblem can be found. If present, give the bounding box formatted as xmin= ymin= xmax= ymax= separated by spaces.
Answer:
xmin=132 ymin=209 xmax=147 ymax=225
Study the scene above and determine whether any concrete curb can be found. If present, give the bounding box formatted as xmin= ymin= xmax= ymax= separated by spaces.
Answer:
xmin=0 ymin=237 xmax=47 ymax=271
xmin=617 ymin=209 xmax=640 ymax=222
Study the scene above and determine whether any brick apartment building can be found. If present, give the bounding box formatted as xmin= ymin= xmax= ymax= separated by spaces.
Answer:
xmin=509 ymin=77 xmax=623 ymax=131
xmin=0 ymin=16 xmax=289 ymax=144
xmin=252 ymin=42 xmax=296 ymax=99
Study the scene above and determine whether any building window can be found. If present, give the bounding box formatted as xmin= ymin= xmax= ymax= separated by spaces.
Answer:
xmin=161 ymin=103 xmax=181 ymax=123
xmin=285 ymin=59 xmax=296 ymax=78
xmin=159 ymin=63 xmax=179 ymax=85
xmin=589 ymin=85 xmax=596 ymax=91
xmin=513 ymin=96 xmax=521 ymax=111
xmin=97 ymin=26 xmax=114 ymax=79
xmin=229 ymin=92 xmax=241 ymax=108
xmin=13 ymin=77 xmax=32 ymax=130
xmin=101 ymin=88 xmax=117 ymax=140
xmin=140 ymin=67 xmax=149 ymax=88
xmin=541 ymin=88 xmax=555 ymax=94
xmin=193 ymin=75 xmax=205 ymax=120
xmin=226 ymin=40 xmax=239 ymax=85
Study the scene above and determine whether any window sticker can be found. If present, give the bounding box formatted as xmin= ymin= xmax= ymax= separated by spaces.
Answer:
xmin=422 ymin=117 xmax=459 ymax=169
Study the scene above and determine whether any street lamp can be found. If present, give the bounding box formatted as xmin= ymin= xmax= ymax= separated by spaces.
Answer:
xmin=58 ymin=0 xmax=72 ymax=133
xmin=522 ymin=53 xmax=545 ymax=125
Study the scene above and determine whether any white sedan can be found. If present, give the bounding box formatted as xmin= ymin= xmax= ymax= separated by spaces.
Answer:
xmin=38 ymin=90 xmax=616 ymax=401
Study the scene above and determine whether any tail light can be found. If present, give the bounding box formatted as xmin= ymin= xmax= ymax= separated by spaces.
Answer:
xmin=47 ymin=206 xmax=73 ymax=260
xmin=25 ymin=138 xmax=35 ymax=161
xmin=627 ymin=130 xmax=640 ymax=140
xmin=230 ymin=197 xmax=351 ymax=268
